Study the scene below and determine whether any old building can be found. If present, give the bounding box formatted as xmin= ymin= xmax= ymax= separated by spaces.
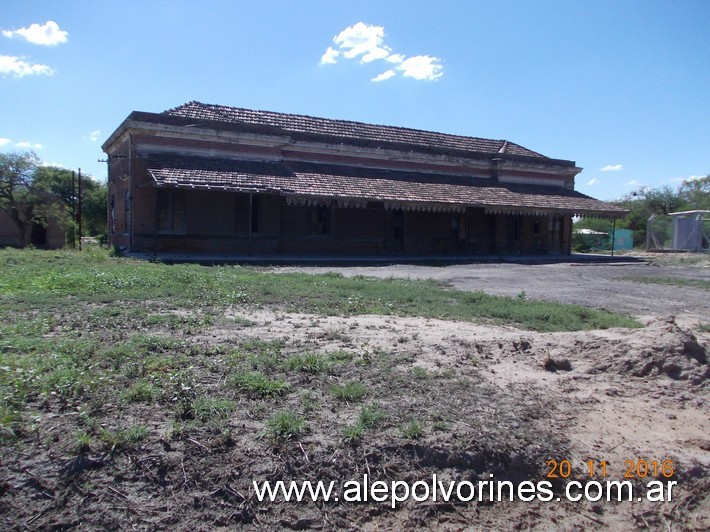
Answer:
xmin=102 ymin=101 xmax=624 ymax=258
xmin=0 ymin=210 xmax=66 ymax=249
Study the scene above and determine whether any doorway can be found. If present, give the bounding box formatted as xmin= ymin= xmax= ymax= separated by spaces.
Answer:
xmin=31 ymin=223 xmax=47 ymax=247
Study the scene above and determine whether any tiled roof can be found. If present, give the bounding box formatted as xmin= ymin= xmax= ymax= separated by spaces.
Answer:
xmin=140 ymin=152 xmax=625 ymax=217
xmin=163 ymin=101 xmax=548 ymax=160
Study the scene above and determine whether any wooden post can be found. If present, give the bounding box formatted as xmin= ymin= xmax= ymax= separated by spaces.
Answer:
xmin=71 ymin=170 xmax=76 ymax=248
xmin=77 ymin=168 xmax=83 ymax=251
xmin=610 ymin=218 xmax=616 ymax=257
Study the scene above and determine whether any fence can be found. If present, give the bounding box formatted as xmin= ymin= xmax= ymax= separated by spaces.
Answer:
xmin=647 ymin=211 xmax=709 ymax=251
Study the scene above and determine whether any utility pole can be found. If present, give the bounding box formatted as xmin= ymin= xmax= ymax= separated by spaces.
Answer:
xmin=71 ymin=170 xmax=76 ymax=248
xmin=78 ymin=168 xmax=83 ymax=251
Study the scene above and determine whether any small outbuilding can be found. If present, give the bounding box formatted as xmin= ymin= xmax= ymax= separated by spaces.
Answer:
xmin=0 ymin=210 xmax=66 ymax=249
xmin=102 ymin=101 xmax=625 ymax=258
xmin=668 ymin=210 xmax=709 ymax=251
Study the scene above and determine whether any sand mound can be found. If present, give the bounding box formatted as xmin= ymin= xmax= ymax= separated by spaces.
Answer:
xmin=587 ymin=317 xmax=708 ymax=384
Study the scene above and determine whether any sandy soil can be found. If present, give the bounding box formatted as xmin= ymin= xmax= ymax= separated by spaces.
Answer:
xmin=265 ymin=253 xmax=710 ymax=529
xmin=216 ymin=307 xmax=709 ymax=530
xmin=1 ymin=254 xmax=708 ymax=530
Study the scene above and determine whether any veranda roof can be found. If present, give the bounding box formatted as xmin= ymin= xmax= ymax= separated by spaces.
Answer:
xmin=141 ymin=152 xmax=626 ymax=218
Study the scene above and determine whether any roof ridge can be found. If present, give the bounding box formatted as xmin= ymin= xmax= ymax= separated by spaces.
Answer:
xmin=163 ymin=101 xmax=549 ymax=160
xmin=180 ymin=101 xmax=505 ymax=143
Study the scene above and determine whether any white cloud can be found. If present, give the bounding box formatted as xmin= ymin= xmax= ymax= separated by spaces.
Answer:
xmin=371 ymin=69 xmax=396 ymax=82
xmin=333 ymin=22 xmax=391 ymax=63
xmin=626 ymin=179 xmax=641 ymax=187
xmin=40 ymin=160 xmax=67 ymax=169
xmin=671 ymin=174 xmax=705 ymax=183
xmin=0 ymin=137 xmax=11 ymax=147
xmin=15 ymin=141 xmax=43 ymax=149
xmin=321 ymin=22 xmax=443 ymax=82
xmin=3 ymin=21 xmax=68 ymax=46
xmin=320 ymin=46 xmax=340 ymax=65
xmin=386 ymin=54 xmax=405 ymax=64
xmin=600 ymin=164 xmax=623 ymax=172
xmin=396 ymin=55 xmax=443 ymax=81
xmin=586 ymin=178 xmax=599 ymax=186
xmin=0 ymin=55 xmax=54 ymax=77
xmin=86 ymin=130 xmax=102 ymax=142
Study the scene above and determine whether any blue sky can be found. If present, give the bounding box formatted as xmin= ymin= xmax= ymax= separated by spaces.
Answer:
xmin=1 ymin=0 xmax=708 ymax=201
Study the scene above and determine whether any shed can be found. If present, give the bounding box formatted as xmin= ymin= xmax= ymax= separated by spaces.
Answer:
xmin=668 ymin=210 xmax=710 ymax=251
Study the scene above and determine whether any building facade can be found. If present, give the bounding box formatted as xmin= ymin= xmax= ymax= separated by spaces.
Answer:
xmin=0 ymin=210 xmax=65 ymax=249
xmin=102 ymin=101 xmax=625 ymax=258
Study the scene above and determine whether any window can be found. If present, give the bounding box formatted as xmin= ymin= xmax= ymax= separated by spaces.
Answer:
xmin=123 ymin=190 xmax=130 ymax=234
xmin=156 ymin=190 xmax=186 ymax=233
xmin=305 ymin=206 xmax=329 ymax=235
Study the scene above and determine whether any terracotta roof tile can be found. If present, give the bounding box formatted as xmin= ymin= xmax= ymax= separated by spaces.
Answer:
xmin=141 ymin=152 xmax=625 ymax=217
xmin=163 ymin=101 xmax=548 ymax=160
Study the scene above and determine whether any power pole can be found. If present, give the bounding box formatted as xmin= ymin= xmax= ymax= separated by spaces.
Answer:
xmin=71 ymin=170 xmax=76 ymax=248
xmin=78 ymin=168 xmax=83 ymax=251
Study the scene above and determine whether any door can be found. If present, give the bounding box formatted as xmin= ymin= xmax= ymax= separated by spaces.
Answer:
xmin=384 ymin=210 xmax=404 ymax=253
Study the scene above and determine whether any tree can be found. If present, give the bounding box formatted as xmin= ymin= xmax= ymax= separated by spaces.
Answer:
xmin=679 ymin=175 xmax=710 ymax=210
xmin=80 ymin=178 xmax=108 ymax=238
xmin=0 ymin=152 xmax=59 ymax=246
xmin=572 ymin=216 xmax=614 ymax=234
xmin=32 ymin=165 xmax=108 ymax=239
xmin=0 ymin=151 xmax=107 ymax=247
xmin=612 ymin=178 xmax=710 ymax=247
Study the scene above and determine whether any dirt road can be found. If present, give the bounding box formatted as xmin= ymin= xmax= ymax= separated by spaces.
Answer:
xmin=276 ymin=254 xmax=710 ymax=321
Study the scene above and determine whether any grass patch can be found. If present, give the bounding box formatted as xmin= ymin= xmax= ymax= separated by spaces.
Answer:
xmin=455 ymin=291 xmax=640 ymax=331
xmin=410 ymin=366 xmax=429 ymax=379
xmin=122 ymin=380 xmax=158 ymax=403
xmin=341 ymin=403 xmax=386 ymax=443
xmin=99 ymin=425 xmax=149 ymax=452
xmin=401 ymin=419 xmax=424 ymax=440
xmin=286 ymin=352 xmax=330 ymax=374
xmin=624 ymin=276 xmax=710 ymax=291
xmin=0 ymin=248 xmax=639 ymax=332
xmin=228 ymin=371 xmax=289 ymax=398
xmin=330 ymin=381 xmax=367 ymax=402
xmin=239 ymin=339 xmax=284 ymax=371
xmin=73 ymin=430 xmax=93 ymax=452
xmin=0 ymin=248 xmax=642 ymax=462
xmin=646 ymin=254 xmax=710 ymax=267
xmin=266 ymin=411 xmax=305 ymax=441
xmin=358 ymin=403 xmax=386 ymax=428
xmin=341 ymin=423 xmax=364 ymax=443
xmin=192 ymin=397 xmax=237 ymax=421
xmin=328 ymin=349 xmax=356 ymax=363
xmin=0 ymin=402 xmax=22 ymax=441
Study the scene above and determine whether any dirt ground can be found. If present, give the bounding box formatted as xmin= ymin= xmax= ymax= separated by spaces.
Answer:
xmin=2 ymin=253 xmax=708 ymax=530
xmin=276 ymin=252 xmax=709 ymax=321
xmin=270 ymin=253 xmax=709 ymax=528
